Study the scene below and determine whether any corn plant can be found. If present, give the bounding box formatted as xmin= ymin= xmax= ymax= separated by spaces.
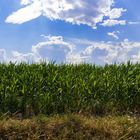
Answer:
xmin=0 ymin=61 xmax=140 ymax=116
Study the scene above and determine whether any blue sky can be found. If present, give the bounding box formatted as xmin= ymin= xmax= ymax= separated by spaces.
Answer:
xmin=0 ymin=0 xmax=140 ymax=64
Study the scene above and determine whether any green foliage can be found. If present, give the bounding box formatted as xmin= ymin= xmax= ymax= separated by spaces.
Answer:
xmin=0 ymin=62 xmax=140 ymax=116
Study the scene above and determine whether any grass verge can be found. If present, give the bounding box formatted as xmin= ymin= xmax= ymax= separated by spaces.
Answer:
xmin=0 ymin=114 xmax=140 ymax=140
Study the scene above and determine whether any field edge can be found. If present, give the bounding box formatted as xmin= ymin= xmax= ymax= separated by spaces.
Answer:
xmin=0 ymin=114 xmax=140 ymax=140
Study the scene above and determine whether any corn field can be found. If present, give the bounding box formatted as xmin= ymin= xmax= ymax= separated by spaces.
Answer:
xmin=0 ymin=62 xmax=140 ymax=116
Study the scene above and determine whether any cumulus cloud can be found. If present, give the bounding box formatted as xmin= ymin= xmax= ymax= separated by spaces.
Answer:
xmin=32 ymin=35 xmax=76 ymax=63
xmin=66 ymin=53 xmax=88 ymax=64
xmin=81 ymin=39 xmax=140 ymax=64
xmin=65 ymin=37 xmax=140 ymax=64
xmin=0 ymin=35 xmax=81 ymax=64
xmin=107 ymin=31 xmax=120 ymax=39
xmin=5 ymin=0 xmax=126 ymax=28
xmin=11 ymin=51 xmax=41 ymax=63
xmin=21 ymin=0 xmax=33 ymax=5
xmin=132 ymin=52 xmax=140 ymax=63
xmin=105 ymin=8 xmax=126 ymax=19
xmin=1 ymin=36 xmax=140 ymax=64
xmin=101 ymin=19 xmax=126 ymax=27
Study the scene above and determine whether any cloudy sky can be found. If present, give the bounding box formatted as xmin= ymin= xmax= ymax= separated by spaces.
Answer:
xmin=0 ymin=0 xmax=140 ymax=64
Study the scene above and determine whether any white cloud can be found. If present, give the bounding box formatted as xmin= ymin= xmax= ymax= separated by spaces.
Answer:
xmin=107 ymin=31 xmax=120 ymax=39
xmin=82 ymin=39 xmax=140 ymax=64
xmin=21 ymin=0 xmax=33 ymax=5
xmin=11 ymin=51 xmax=41 ymax=63
xmin=132 ymin=52 xmax=140 ymax=63
xmin=66 ymin=53 xmax=88 ymax=64
xmin=6 ymin=0 xmax=42 ymax=24
xmin=101 ymin=19 xmax=126 ymax=27
xmin=105 ymin=8 xmax=126 ymax=19
xmin=6 ymin=0 xmax=126 ymax=28
xmin=1 ymin=36 xmax=140 ymax=64
xmin=32 ymin=35 xmax=75 ymax=63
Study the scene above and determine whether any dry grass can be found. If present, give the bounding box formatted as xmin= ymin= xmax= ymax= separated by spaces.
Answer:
xmin=0 ymin=114 xmax=140 ymax=140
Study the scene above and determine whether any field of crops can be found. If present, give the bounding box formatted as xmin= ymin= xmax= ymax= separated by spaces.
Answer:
xmin=0 ymin=62 xmax=140 ymax=117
